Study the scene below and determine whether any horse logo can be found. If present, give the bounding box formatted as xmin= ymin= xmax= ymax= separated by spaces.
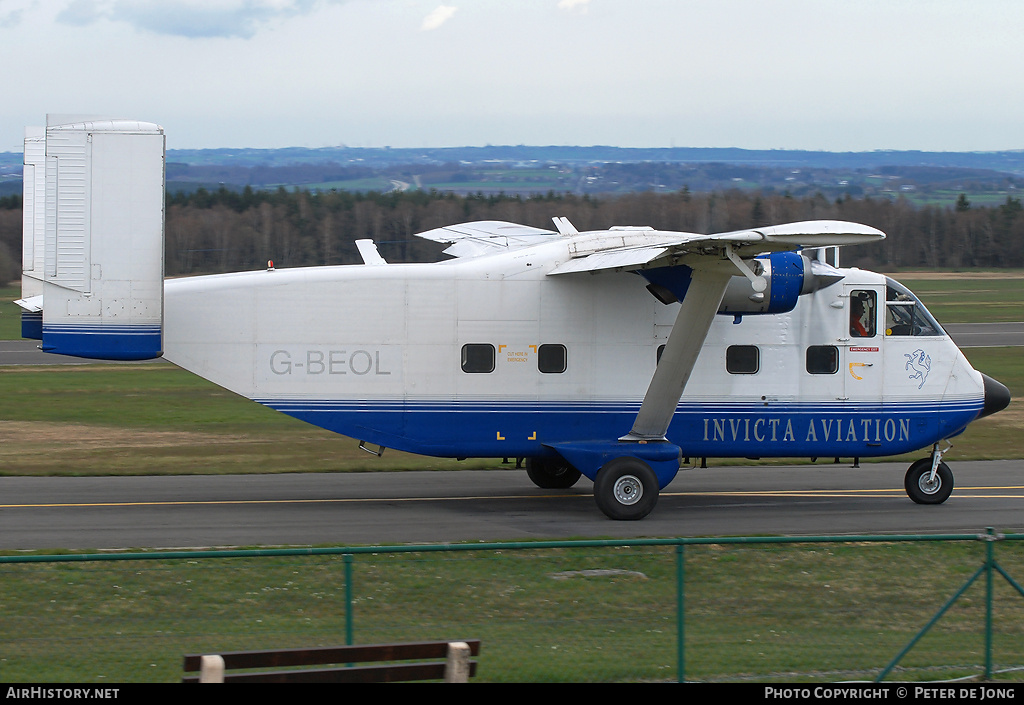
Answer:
xmin=904 ymin=349 xmax=931 ymax=389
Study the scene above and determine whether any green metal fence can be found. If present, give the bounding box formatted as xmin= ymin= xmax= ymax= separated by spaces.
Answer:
xmin=2 ymin=530 xmax=1023 ymax=683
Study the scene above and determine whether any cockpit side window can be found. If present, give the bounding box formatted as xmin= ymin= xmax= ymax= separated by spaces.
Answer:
xmin=884 ymin=278 xmax=943 ymax=337
xmin=850 ymin=290 xmax=876 ymax=338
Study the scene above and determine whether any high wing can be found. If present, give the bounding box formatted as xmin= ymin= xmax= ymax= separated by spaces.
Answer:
xmin=548 ymin=220 xmax=883 ymax=275
xmin=540 ymin=218 xmax=886 ymax=444
xmin=414 ymin=217 xmax=882 ymax=277
xmin=418 ymin=216 xmax=885 ymax=444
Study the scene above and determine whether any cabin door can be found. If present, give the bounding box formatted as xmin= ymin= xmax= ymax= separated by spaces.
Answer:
xmin=842 ymin=285 xmax=884 ymax=403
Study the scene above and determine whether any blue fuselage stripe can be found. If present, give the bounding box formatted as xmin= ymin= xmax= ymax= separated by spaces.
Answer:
xmin=255 ymin=398 xmax=982 ymax=459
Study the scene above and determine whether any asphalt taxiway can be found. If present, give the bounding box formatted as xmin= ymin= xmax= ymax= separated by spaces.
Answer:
xmin=1 ymin=461 xmax=1021 ymax=550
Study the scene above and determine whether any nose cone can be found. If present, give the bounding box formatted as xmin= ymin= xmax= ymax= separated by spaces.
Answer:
xmin=979 ymin=373 xmax=1011 ymax=418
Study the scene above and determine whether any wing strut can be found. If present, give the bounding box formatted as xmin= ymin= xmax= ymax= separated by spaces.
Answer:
xmin=621 ymin=268 xmax=733 ymax=441
xmin=723 ymin=244 xmax=767 ymax=293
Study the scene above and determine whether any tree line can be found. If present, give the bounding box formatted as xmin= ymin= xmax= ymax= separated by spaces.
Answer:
xmin=1 ymin=187 xmax=1022 ymax=284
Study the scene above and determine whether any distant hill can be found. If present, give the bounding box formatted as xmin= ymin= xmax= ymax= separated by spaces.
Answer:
xmin=4 ymin=144 xmax=1023 ymax=171
xmin=2 ymin=146 xmax=1022 ymax=204
xmin=154 ymin=145 xmax=1024 ymax=170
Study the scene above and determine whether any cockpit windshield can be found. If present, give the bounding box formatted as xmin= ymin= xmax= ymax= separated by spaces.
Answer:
xmin=884 ymin=278 xmax=944 ymax=337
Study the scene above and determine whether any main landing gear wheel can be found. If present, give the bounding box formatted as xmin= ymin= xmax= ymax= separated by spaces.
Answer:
xmin=904 ymin=458 xmax=954 ymax=505
xmin=594 ymin=457 xmax=659 ymax=521
xmin=526 ymin=457 xmax=582 ymax=489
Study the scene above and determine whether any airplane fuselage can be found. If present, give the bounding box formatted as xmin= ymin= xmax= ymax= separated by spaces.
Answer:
xmin=162 ymin=245 xmax=986 ymax=464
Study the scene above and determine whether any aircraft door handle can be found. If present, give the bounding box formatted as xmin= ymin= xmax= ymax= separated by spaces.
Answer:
xmin=848 ymin=362 xmax=873 ymax=380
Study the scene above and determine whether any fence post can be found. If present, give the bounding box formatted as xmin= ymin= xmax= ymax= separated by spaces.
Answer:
xmin=199 ymin=654 xmax=224 ymax=683
xmin=985 ymin=527 xmax=995 ymax=681
xmin=344 ymin=553 xmax=354 ymax=645
xmin=445 ymin=641 xmax=471 ymax=683
xmin=676 ymin=543 xmax=685 ymax=683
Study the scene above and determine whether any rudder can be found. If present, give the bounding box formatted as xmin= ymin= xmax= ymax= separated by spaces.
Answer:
xmin=18 ymin=117 xmax=165 ymax=360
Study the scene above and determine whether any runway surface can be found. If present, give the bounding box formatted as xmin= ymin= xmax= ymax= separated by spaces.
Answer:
xmin=0 ymin=340 xmax=168 ymax=365
xmin=1 ymin=460 xmax=1022 ymax=550
xmin=944 ymin=322 xmax=1024 ymax=348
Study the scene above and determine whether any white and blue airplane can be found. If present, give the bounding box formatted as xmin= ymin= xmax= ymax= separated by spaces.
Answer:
xmin=17 ymin=118 xmax=1011 ymax=520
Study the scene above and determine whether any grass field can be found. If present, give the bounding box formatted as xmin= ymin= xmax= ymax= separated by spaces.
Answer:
xmin=1 ymin=285 xmax=22 ymax=339
xmin=0 ymin=362 xmax=505 ymax=476
xmin=3 ymin=539 xmax=1024 ymax=682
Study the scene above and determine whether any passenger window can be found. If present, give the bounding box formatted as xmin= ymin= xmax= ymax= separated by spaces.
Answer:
xmin=806 ymin=345 xmax=838 ymax=374
xmin=726 ymin=345 xmax=759 ymax=374
xmin=538 ymin=344 xmax=567 ymax=374
xmin=461 ymin=343 xmax=495 ymax=373
xmin=850 ymin=291 xmax=876 ymax=338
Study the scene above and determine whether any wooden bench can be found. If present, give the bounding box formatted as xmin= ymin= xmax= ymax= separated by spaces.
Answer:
xmin=183 ymin=639 xmax=481 ymax=683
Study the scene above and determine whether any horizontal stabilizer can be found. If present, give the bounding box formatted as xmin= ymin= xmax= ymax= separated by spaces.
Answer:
xmin=14 ymin=295 xmax=42 ymax=313
xmin=14 ymin=294 xmax=43 ymax=339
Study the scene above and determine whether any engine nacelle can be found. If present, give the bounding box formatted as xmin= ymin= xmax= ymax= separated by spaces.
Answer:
xmin=717 ymin=251 xmax=843 ymax=316
xmin=641 ymin=252 xmax=843 ymax=316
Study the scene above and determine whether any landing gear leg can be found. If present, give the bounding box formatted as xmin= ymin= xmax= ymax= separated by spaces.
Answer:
xmin=904 ymin=442 xmax=954 ymax=505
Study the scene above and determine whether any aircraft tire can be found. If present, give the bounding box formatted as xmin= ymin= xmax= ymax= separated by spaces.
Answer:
xmin=904 ymin=458 xmax=954 ymax=505
xmin=526 ymin=457 xmax=582 ymax=489
xmin=594 ymin=457 xmax=659 ymax=521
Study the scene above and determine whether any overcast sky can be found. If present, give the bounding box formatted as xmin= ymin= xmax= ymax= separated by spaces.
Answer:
xmin=1 ymin=0 xmax=1021 ymax=153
